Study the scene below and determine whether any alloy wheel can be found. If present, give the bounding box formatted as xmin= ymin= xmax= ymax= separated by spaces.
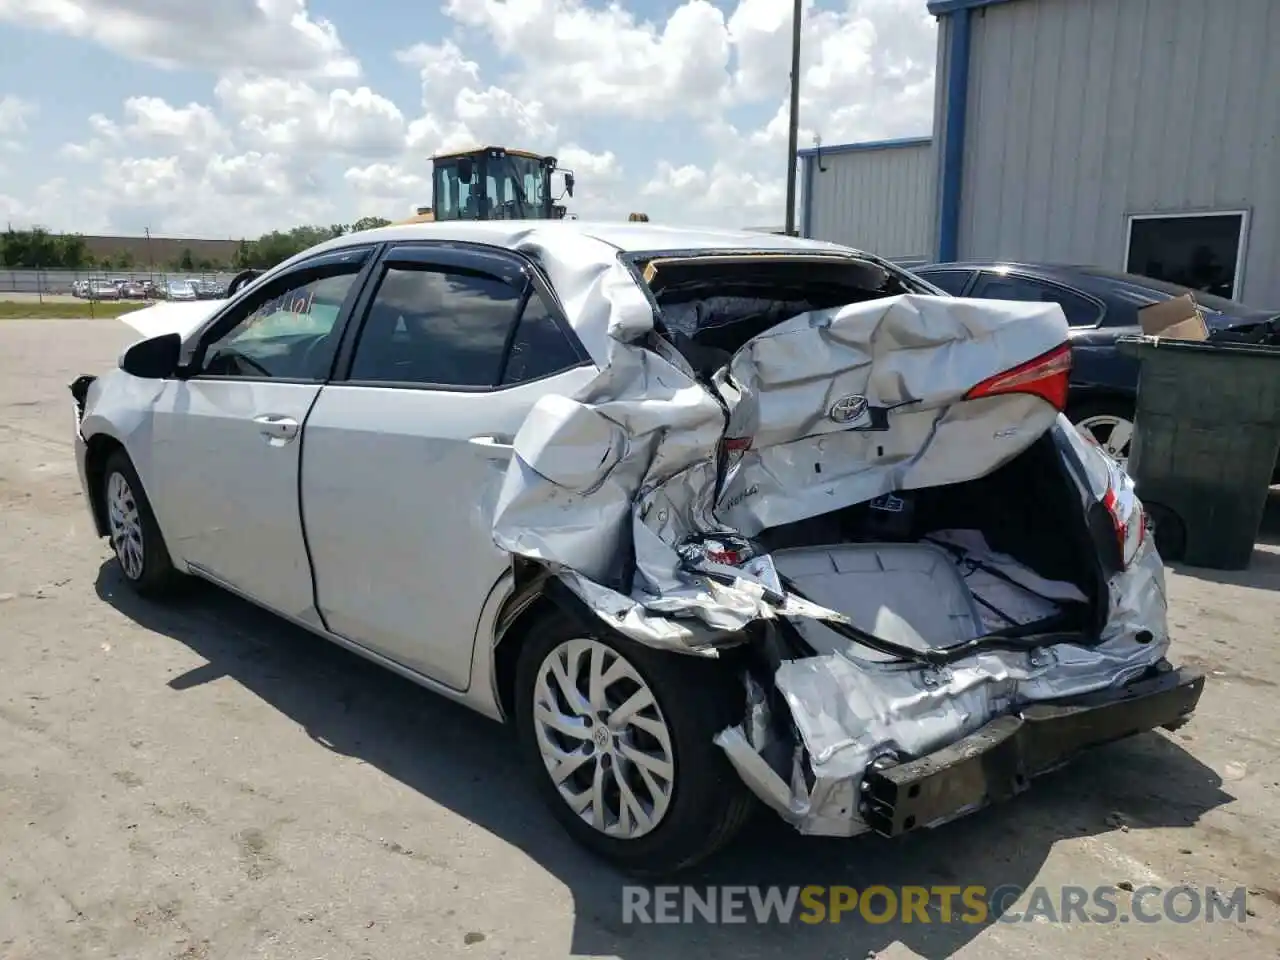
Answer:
xmin=106 ymin=471 xmax=145 ymax=580
xmin=1076 ymin=414 xmax=1134 ymax=465
xmin=532 ymin=637 xmax=676 ymax=839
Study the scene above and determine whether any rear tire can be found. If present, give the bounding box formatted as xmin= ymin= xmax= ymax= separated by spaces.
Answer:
xmin=513 ymin=612 xmax=756 ymax=877
xmin=102 ymin=449 xmax=183 ymax=598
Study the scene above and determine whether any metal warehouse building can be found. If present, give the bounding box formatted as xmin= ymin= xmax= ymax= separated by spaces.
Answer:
xmin=800 ymin=0 xmax=1280 ymax=306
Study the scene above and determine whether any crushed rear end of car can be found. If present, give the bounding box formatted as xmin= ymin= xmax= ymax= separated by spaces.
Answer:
xmin=491 ymin=243 xmax=1203 ymax=840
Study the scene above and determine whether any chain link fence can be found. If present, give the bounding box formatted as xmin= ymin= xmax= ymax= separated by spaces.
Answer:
xmin=1 ymin=268 xmax=236 ymax=298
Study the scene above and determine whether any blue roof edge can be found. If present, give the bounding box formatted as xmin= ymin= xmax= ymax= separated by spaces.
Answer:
xmin=796 ymin=135 xmax=932 ymax=159
xmin=927 ymin=0 xmax=1016 ymax=15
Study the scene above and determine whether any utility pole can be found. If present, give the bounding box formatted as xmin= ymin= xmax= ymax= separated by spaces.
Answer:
xmin=783 ymin=0 xmax=803 ymax=236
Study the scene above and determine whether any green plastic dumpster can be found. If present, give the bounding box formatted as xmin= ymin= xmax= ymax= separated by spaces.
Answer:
xmin=1116 ymin=335 xmax=1280 ymax=570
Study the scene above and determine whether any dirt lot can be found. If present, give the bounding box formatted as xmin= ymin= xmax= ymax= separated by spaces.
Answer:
xmin=2 ymin=318 xmax=1278 ymax=960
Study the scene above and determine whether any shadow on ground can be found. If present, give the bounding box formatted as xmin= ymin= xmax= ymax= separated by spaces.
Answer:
xmin=96 ymin=564 xmax=1232 ymax=960
xmin=1169 ymin=489 xmax=1280 ymax=590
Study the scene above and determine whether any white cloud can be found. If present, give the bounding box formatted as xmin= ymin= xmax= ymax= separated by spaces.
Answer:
xmin=0 ymin=0 xmax=358 ymax=77
xmin=0 ymin=94 xmax=36 ymax=153
xmin=62 ymin=96 xmax=230 ymax=160
xmin=556 ymin=144 xmax=622 ymax=183
xmin=444 ymin=0 xmax=732 ymax=119
xmin=0 ymin=93 xmax=36 ymax=134
xmin=395 ymin=40 xmax=557 ymax=158
xmin=642 ymin=159 xmax=784 ymax=226
xmin=4 ymin=1 xmax=938 ymax=236
xmin=213 ymin=75 xmax=405 ymax=158
xmin=343 ymin=161 xmax=430 ymax=219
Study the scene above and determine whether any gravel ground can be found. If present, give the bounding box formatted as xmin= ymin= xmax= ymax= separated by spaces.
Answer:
xmin=1 ymin=318 xmax=1278 ymax=960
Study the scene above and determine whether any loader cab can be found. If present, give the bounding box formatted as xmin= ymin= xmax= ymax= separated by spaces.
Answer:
xmin=431 ymin=147 xmax=575 ymax=221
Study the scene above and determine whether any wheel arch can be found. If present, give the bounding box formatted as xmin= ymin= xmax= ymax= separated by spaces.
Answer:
xmin=488 ymin=559 xmax=592 ymax=724
xmin=83 ymin=431 xmax=128 ymax=537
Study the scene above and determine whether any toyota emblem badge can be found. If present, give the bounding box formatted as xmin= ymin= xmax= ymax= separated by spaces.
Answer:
xmin=828 ymin=395 xmax=870 ymax=424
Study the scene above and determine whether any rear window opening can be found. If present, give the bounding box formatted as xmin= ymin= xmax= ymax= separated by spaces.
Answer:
xmin=636 ymin=254 xmax=920 ymax=377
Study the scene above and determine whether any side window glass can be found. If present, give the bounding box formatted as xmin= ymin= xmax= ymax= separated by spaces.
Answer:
xmin=200 ymin=263 xmax=365 ymax=380
xmin=970 ymin=274 xmax=1101 ymax=327
xmin=500 ymin=292 xmax=582 ymax=385
xmin=349 ymin=265 xmax=522 ymax=387
xmin=1051 ymin=289 xmax=1103 ymax=327
xmin=918 ymin=269 xmax=972 ymax=295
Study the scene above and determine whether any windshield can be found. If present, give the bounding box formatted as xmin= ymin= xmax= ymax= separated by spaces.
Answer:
xmin=486 ymin=154 xmax=545 ymax=219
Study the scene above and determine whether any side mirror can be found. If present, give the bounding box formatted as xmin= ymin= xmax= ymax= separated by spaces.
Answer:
xmin=120 ymin=332 xmax=181 ymax=379
xmin=457 ymin=157 xmax=474 ymax=183
xmin=564 ymin=172 xmax=575 ymax=197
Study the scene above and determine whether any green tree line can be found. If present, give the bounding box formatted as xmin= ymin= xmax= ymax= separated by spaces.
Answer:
xmin=1 ymin=217 xmax=393 ymax=272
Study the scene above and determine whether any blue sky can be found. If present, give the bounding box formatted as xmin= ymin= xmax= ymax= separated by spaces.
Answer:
xmin=0 ymin=1 xmax=939 ymax=238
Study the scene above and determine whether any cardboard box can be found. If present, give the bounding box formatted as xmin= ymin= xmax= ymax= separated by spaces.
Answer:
xmin=1137 ymin=293 xmax=1208 ymax=341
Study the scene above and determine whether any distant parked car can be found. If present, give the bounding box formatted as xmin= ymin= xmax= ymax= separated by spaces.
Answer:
xmin=120 ymin=281 xmax=147 ymax=300
xmin=912 ymin=261 xmax=1280 ymax=465
xmin=87 ymin=281 xmax=120 ymax=301
xmin=165 ymin=279 xmax=196 ymax=301
xmin=192 ymin=280 xmax=223 ymax=300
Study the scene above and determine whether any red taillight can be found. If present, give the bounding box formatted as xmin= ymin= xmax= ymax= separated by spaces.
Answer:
xmin=963 ymin=343 xmax=1072 ymax=411
xmin=1103 ymin=484 xmax=1146 ymax=567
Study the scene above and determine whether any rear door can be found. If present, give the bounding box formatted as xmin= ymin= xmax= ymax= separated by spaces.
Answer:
xmin=300 ymin=243 xmax=595 ymax=689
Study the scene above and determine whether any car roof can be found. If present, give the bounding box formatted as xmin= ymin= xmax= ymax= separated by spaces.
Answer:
xmin=915 ymin=260 xmax=1096 ymax=282
xmin=309 ymin=219 xmax=859 ymax=258
xmin=260 ymin=221 xmax=891 ymax=365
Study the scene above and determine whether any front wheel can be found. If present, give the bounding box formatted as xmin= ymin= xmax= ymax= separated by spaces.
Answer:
xmin=102 ymin=450 xmax=183 ymax=597
xmin=513 ymin=614 xmax=756 ymax=877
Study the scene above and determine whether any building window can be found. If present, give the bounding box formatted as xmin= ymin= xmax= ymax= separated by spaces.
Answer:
xmin=1125 ymin=212 xmax=1247 ymax=301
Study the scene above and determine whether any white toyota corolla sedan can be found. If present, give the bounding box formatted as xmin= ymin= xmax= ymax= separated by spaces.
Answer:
xmin=71 ymin=221 xmax=1203 ymax=876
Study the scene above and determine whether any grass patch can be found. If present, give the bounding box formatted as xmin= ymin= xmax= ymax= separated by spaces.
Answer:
xmin=0 ymin=300 xmax=145 ymax=320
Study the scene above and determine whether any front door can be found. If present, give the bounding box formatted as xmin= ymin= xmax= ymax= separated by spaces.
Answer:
xmin=300 ymin=244 xmax=594 ymax=689
xmin=147 ymin=247 xmax=374 ymax=622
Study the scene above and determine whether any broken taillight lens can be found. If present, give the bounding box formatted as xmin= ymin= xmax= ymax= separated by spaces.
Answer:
xmin=1103 ymin=483 xmax=1146 ymax=567
xmin=963 ymin=343 xmax=1073 ymax=411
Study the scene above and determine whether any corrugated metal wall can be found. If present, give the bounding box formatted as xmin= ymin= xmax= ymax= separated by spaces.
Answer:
xmin=959 ymin=0 xmax=1280 ymax=305
xmin=805 ymin=142 xmax=937 ymax=259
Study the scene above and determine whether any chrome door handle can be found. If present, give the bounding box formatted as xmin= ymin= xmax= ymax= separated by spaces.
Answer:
xmin=469 ymin=435 xmax=514 ymax=459
xmin=253 ymin=414 xmax=300 ymax=442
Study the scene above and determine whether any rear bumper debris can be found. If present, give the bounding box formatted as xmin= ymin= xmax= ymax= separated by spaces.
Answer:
xmin=860 ymin=663 xmax=1204 ymax=836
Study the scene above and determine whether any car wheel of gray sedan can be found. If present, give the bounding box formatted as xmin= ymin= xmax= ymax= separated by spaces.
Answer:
xmin=102 ymin=449 xmax=183 ymax=597
xmin=1071 ymin=400 xmax=1136 ymax=467
xmin=514 ymin=612 xmax=756 ymax=877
